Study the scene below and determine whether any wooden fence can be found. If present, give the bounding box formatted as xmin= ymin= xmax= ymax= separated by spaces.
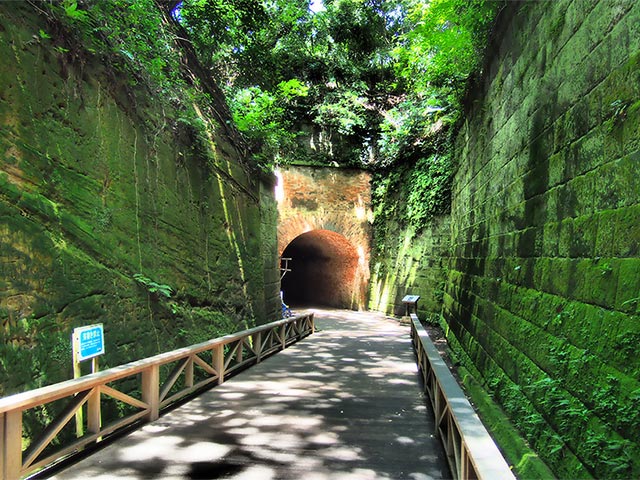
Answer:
xmin=0 ymin=313 xmax=314 ymax=480
xmin=410 ymin=314 xmax=515 ymax=480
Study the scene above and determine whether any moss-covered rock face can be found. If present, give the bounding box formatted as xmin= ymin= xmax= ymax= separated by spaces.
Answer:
xmin=0 ymin=5 xmax=279 ymax=396
xmin=368 ymin=156 xmax=452 ymax=321
xmin=368 ymin=211 xmax=450 ymax=322
xmin=442 ymin=1 xmax=640 ymax=478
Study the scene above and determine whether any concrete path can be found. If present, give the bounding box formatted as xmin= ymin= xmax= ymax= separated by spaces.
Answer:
xmin=52 ymin=310 xmax=449 ymax=479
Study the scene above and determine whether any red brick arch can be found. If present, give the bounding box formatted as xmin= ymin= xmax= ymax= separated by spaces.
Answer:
xmin=276 ymin=166 xmax=372 ymax=310
xmin=277 ymin=213 xmax=364 ymax=257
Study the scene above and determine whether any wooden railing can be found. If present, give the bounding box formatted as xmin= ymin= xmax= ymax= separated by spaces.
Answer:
xmin=410 ymin=314 xmax=515 ymax=480
xmin=0 ymin=313 xmax=314 ymax=480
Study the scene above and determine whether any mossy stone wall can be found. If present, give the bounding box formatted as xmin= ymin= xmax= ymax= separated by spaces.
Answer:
xmin=443 ymin=1 xmax=640 ymax=478
xmin=0 ymin=5 xmax=279 ymax=396
xmin=369 ymin=214 xmax=450 ymax=321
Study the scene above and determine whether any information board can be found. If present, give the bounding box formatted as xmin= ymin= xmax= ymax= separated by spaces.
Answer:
xmin=73 ymin=324 xmax=105 ymax=362
xmin=402 ymin=295 xmax=421 ymax=304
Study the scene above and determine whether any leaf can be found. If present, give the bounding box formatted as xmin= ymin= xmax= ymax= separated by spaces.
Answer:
xmin=62 ymin=0 xmax=89 ymax=22
xmin=548 ymin=442 xmax=564 ymax=455
xmin=277 ymin=79 xmax=309 ymax=98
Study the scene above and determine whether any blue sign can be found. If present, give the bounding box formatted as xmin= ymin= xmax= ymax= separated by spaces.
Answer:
xmin=74 ymin=324 xmax=105 ymax=361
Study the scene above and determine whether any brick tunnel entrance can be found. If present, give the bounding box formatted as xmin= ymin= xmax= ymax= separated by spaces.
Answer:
xmin=281 ymin=229 xmax=363 ymax=310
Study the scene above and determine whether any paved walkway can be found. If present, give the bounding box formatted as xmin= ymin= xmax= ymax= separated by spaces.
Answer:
xmin=53 ymin=310 xmax=449 ymax=479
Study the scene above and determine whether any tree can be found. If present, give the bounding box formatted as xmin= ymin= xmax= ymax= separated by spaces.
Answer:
xmin=174 ymin=0 xmax=503 ymax=170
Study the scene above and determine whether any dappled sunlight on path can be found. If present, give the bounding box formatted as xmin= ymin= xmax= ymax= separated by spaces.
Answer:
xmin=53 ymin=310 xmax=449 ymax=479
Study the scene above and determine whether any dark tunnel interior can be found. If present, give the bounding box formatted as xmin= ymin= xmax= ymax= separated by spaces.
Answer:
xmin=281 ymin=229 xmax=360 ymax=309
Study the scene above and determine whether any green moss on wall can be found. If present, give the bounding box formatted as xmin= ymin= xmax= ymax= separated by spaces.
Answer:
xmin=0 ymin=3 xmax=278 ymax=401
xmin=439 ymin=1 xmax=640 ymax=477
xmin=456 ymin=365 xmax=556 ymax=480
xmin=368 ymin=154 xmax=452 ymax=318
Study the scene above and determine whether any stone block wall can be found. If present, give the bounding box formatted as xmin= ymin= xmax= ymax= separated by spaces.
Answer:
xmin=369 ymin=215 xmax=451 ymax=321
xmin=260 ymin=178 xmax=281 ymax=321
xmin=443 ymin=1 xmax=640 ymax=477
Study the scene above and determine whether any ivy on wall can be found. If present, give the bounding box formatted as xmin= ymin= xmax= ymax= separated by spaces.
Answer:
xmin=372 ymin=151 xmax=452 ymax=243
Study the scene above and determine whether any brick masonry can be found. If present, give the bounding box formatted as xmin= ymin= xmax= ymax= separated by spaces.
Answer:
xmin=443 ymin=1 xmax=640 ymax=477
xmin=277 ymin=166 xmax=372 ymax=309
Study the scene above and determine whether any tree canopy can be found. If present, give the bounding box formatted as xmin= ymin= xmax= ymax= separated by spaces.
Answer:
xmin=42 ymin=0 xmax=503 ymax=171
xmin=175 ymin=0 xmax=504 ymax=169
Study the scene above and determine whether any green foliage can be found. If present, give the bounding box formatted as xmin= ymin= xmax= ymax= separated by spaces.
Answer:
xmin=406 ymin=154 xmax=453 ymax=230
xmin=313 ymin=89 xmax=368 ymax=136
xmin=377 ymin=0 xmax=503 ymax=165
xmin=42 ymin=0 xmax=255 ymax=175
xmin=178 ymin=0 xmax=502 ymax=170
xmin=39 ymin=0 xmax=503 ymax=173
xmin=178 ymin=0 xmax=276 ymax=85
xmin=395 ymin=0 xmax=500 ymax=89
xmin=370 ymin=167 xmax=402 ymax=250
xmin=133 ymin=274 xmax=173 ymax=298
xmin=231 ymin=79 xmax=309 ymax=166
xmin=62 ymin=0 xmax=89 ymax=22
xmin=371 ymin=151 xmax=452 ymax=245
xmin=277 ymin=78 xmax=310 ymax=99
xmin=47 ymin=0 xmax=182 ymax=94
xmin=377 ymin=93 xmax=447 ymax=166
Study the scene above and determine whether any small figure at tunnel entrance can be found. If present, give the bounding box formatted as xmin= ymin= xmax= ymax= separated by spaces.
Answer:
xmin=280 ymin=291 xmax=292 ymax=318
xmin=280 ymin=257 xmax=293 ymax=318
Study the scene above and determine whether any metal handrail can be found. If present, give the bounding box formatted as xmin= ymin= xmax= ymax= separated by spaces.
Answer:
xmin=410 ymin=314 xmax=515 ymax=480
xmin=0 ymin=313 xmax=314 ymax=480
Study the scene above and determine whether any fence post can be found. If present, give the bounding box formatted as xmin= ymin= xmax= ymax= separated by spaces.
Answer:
xmin=237 ymin=339 xmax=244 ymax=363
xmin=254 ymin=332 xmax=262 ymax=362
xmin=280 ymin=324 xmax=286 ymax=349
xmin=2 ymin=410 xmax=23 ymax=480
xmin=185 ymin=358 xmax=194 ymax=389
xmin=213 ymin=345 xmax=225 ymax=385
xmin=142 ymin=365 xmax=160 ymax=421
xmin=0 ymin=412 xmax=3 ymax=480
xmin=296 ymin=318 xmax=303 ymax=339
xmin=87 ymin=387 xmax=101 ymax=434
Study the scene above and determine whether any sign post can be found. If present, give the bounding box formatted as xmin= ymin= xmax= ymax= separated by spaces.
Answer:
xmin=401 ymin=295 xmax=420 ymax=324
xmin=72 ymin=324 xmax=105 ymax=438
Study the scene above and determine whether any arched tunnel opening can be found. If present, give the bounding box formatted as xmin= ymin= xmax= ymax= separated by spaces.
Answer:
xmin=281 ymin=229 xmax=364 ymax=310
